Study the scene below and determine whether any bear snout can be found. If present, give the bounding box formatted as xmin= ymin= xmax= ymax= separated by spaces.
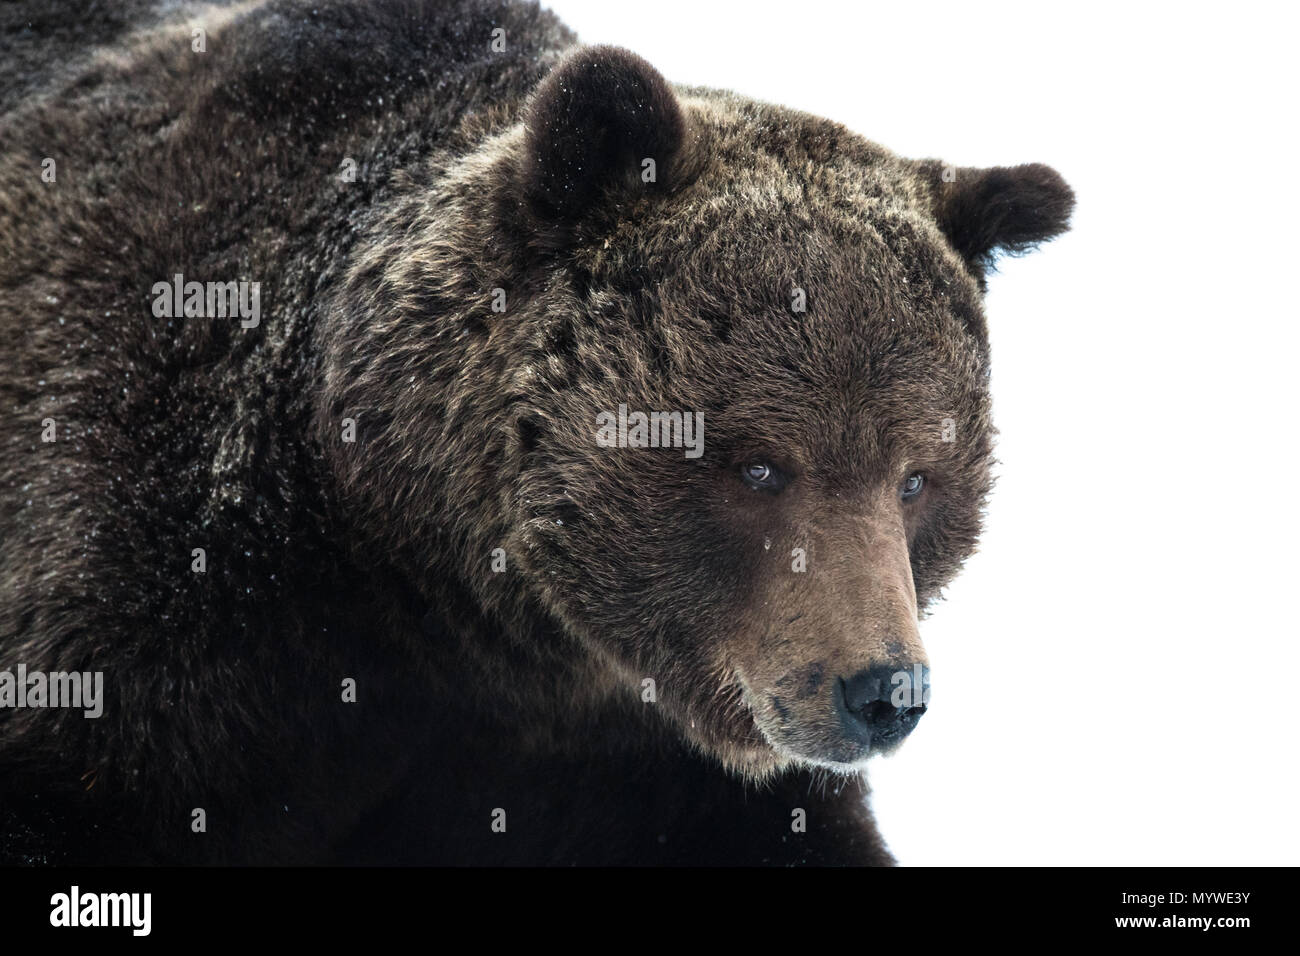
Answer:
xmin=836 ymin=663 xmax=930 ymax=750
xmin=746 ymin=656 xmax=931 ymax=767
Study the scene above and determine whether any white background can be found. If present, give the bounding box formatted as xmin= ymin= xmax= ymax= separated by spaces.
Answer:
xmin=543 ymin=0 xmax=1300 ymax=864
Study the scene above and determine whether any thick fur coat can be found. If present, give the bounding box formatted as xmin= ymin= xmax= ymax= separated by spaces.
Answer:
xmin=0 ymin=0 xmax=1072 ymax=864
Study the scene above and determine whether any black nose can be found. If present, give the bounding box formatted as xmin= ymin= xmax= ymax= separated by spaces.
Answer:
xmin=838 ymin=664 xmax=929 ymax=746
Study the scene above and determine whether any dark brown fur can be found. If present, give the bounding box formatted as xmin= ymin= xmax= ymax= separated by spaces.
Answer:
xmin=0 ymin=0 xmax=1072 ymax=864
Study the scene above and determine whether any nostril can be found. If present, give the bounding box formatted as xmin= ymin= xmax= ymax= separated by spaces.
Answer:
xmin=861 ymin=700 xmax=895 ymax=724
xmin=840 ymin=670 xmax=887 ymax=715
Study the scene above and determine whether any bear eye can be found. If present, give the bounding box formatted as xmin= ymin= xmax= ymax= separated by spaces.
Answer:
xmin=901 ymin=472 xmax=925 ymax=501
xmin=740 ymin=461 xmax=787 ymax=492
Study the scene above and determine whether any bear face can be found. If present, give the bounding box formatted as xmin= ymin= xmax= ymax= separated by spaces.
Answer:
xmin=318 ymin=47 xmax=1072 ymax=783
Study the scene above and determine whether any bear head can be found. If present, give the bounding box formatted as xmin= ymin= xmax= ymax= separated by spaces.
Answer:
xmin=319 ymin=46 xmax=1074 ymax=779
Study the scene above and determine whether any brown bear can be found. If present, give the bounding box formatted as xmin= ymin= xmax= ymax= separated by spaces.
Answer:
xmin=0 ymin=0 xmax=1072 ymax=864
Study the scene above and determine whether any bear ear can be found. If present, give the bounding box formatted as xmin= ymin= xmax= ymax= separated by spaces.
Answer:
xmin=923 ymin=162 xmax=1075 ymax=284
xmin=520 ymin=45 xmax=696 ymax=224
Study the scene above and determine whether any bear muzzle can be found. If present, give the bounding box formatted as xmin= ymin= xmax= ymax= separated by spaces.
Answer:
xmin=835 ymin=663 xmax=930 ymax=752
xmin=738 ymin=657 xmax=930 ymax=769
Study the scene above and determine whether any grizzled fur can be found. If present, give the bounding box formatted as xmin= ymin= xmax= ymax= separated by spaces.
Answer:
xmin=0 ymin=0 xmax=1072 ymax=864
